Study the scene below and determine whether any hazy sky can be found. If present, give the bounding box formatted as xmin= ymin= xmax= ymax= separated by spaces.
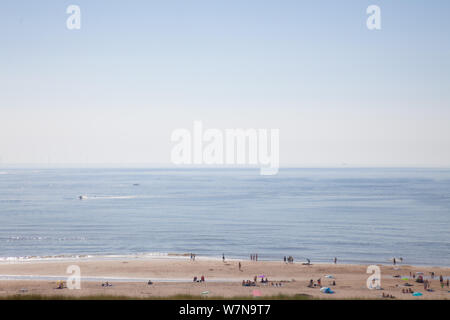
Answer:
xmin=1 ymin=0 xmax=449 ymax=167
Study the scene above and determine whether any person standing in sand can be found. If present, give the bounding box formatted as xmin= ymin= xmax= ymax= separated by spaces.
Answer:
xmin=238 ymin=262 xmax=241 ymax=271
xmin=334 ymin=257 xmax=337 ymax=264
xmin=222 ymin=253 xmax=225 ymax=262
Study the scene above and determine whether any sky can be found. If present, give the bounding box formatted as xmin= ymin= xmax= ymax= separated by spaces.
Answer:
xmin=1 ymin=0 xmax=449 ymax=167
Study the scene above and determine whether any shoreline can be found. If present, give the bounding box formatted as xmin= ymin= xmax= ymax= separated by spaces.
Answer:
xmin=1 ymin=257 xmax=449 ymax=299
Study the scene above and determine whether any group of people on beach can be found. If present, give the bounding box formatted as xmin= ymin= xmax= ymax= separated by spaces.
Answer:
xmin=250 ymin=254 xmax=258 ymax=261
xmin=413 ymin=272 xmax=449 ymax=289
xmin=306 ymin=278 xmax=335 ymax=288
xmin=402 ymin=287 xmax=414 ymax=294
xmin=397 ymin=270 xmax=449 ymax=297
xmin=440 ymin=275 xmax=450 ymax=288
xmin=242 ymin=280 xmax=256 ymax=287
xmin=190 ymin=253 xmax=196 ymax=261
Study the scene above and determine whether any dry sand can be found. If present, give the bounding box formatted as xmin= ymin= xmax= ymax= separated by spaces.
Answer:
xmin=0 ymin=258 xmax=449 ymax=299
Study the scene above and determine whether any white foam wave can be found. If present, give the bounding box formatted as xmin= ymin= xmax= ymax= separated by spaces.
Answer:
xmin=79 ymin=195 xmax=137 ymax=200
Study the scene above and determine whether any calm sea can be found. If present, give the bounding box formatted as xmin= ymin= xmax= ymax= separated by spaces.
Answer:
xmin=0 ymin=168 xmax=449 ymax=266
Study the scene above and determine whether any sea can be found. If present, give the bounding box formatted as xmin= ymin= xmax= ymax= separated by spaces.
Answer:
xmin=0 ymin=168 xmax=449 ymax=266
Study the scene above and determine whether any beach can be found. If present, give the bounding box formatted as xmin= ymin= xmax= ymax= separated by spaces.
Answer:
xmin=0 ymin=257 xmax=449 ymax=299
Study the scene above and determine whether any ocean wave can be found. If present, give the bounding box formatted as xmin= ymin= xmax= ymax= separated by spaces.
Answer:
xmin=4 ymin=236 xmax=88 ymax=242
xmin=0 ymin=252 xmax=240 ymax=264
xmin=0 ymin=252 xmax=171 ymax=263
xmin=77 ymin=194 xmax=171 ymax=200
xmin=78 ymin=195 xmax=137 ymax=200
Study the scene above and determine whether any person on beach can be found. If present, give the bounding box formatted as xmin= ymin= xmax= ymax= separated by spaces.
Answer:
xmin=222 ymin=253 xmax=225 ymax=262
xmin=238 ymin=262 xmax=241 ymax=271
xmin=393 ymin=258 xmax=396 ymax=265
xmin=201 ymin=275 xmax=205 ymax=282
xmin=334 ymin=257 xmax=337 ymax=264
xmin=255 ymin=254 xmax=258 ymax=261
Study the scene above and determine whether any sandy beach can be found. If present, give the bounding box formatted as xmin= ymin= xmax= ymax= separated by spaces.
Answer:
xmin=0 ymin=257 xmax=449 ymax=299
